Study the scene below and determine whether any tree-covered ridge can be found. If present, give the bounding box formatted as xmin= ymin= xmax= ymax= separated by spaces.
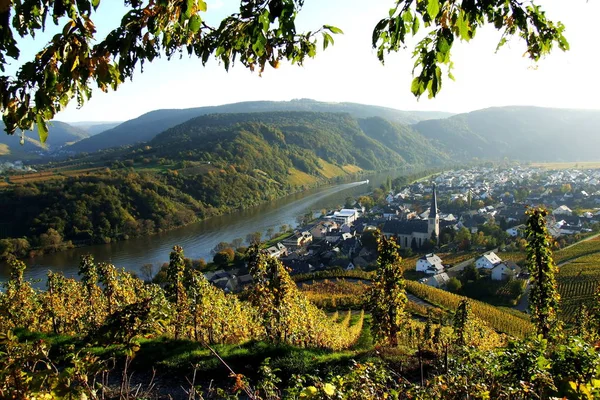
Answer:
xmin=6 ymin=111 xmax=451 ymax=250
xmin=149 ymin=112 xmax=415 ymax=173
xmin=0 ymin=171 xmax=201 ymax=246
xmin=66 ymin=99 xmax=454 ymax=153
xmin=414 ymin=106 xmax=600 ymax=161
xmin=357 ymin=116 xmax=450 ymax=165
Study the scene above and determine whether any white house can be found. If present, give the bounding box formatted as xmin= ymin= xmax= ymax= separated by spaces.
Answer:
xmin=506 ymin=224 xmax=525 ymax=237
xmin=422 ymin=272 xmax=450 ymax=288
xmin=491 ymin=261 xmax=521 ymax=281
xmin=553 ymin=205 xmax=573 ymax=216
xmin=331 ymin=209 xmax=358 ymax=225
xmin=416 ymin=253 xmax=445 ymax=275
xmin=475 ymin=251 xmax=502 ymax=269
xmin=265 ymin=242 xmax=287 ymax=258
xmin=282 ymin=231 xmax=313 ymax=249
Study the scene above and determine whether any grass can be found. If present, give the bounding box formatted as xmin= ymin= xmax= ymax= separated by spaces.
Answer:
xmin=263 ymin=231 xmax=293 ymax=248
xmin=122 ymin=316 xmax=375 ymax=381
xmin=318 ymin=159 xmax=348 ymax=179
xmin=288 ymin=168 xmax=318 ymax=186
xmin=342 ymin=165 xmax=362 ymax=174
xmin=11 ymin=312 xmax=377 ymax=384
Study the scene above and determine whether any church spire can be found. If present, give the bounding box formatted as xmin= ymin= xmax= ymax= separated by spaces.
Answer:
xmin=430 ymin=183 xmax=438 ymax=219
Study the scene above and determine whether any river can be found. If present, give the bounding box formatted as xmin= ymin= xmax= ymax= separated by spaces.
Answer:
xmin=0 ymin=171 xmax=400 ymax=283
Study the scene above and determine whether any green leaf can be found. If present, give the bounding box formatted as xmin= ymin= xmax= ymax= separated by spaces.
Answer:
xmin=411 ymin=77 xmax=423 ymax=96
xmin=189 ymin=15 xmax=201 ymax=33
xmin=323 ymin=25 xmax=344 ymax=35
xmin=427 ymin=0 xmax=440 ymax=20
xmin=322 ymin=32 xmax=334 ymax=50
xmin=186 ymin=0 xmax=195 ymax=17
xmin=197 ymin=0 xmax=207 ymax=12
xmin=412 ymin=16 xmax=420 ymax=36
xmin=91 ymin=0 xmax=101 ymax=10
xmin=259 ymin=10 xmax=270 ymax=32
xmin=457 ymin=11 xmax=470 ymax=40
xmin=36 ymin=115 xmax=48 ymax=144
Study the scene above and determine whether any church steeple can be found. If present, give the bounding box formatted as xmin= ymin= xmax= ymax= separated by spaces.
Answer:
xmin=428 ymin=183 xmax=440 ymax=243
xmin=430 ymin=183 xmax=438 ymax=219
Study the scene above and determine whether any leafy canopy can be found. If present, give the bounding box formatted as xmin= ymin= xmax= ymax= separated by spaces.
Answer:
xmin=0 ymin=0 xmax=568 ymax=141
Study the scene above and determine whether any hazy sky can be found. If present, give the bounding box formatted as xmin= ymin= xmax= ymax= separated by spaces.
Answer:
xmin=11 ymin=0 xmax=600 ymax=122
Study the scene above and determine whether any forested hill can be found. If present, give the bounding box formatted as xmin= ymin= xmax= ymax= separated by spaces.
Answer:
xmin=414 ymin=106 xmax=600 ymax=161
xmin=66 ymin=99 xmax=453 ymax=153
xmin=148 ymin=112 xmax=449 ymax=173
xmin=0 ymin=111 xmax=447 ymax=247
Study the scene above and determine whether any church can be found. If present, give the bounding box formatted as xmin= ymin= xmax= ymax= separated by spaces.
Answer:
xmin=382 ymin=184 xmax=440 ymax=249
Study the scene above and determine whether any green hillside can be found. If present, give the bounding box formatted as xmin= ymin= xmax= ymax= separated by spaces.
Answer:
xmin=357 ymin=116 xmax=450 ymax=165
xmin=414 ymin=106 xmax=600 ymax=161
xmin=66 ymin=99 xmax=453 ymax=153
xmin=148 ymin=112 xmax=412 ymax=174
xmin=1 ymin=111 xmax=449 ymax=246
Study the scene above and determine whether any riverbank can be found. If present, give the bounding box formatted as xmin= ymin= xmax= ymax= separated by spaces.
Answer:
xmin=0 ymin=168 xmax=371 ymax=260
xmin=0 ymin=165 xmax=451 ymax=283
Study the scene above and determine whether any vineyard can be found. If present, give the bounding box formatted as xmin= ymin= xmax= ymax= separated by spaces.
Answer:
xmin=0 ymin=248 xmax=366 ymax=353
xmin=2 ymin=168 xmax=108 ymax=186
xmin=555 ymin=236 xmax=600 ymax=264
xmin=404 ymin=280 xmax=533 ymax=338
xmin=300 ymin=279 xmax=368 ymax=310
xmin=8 ymin=171 xmax=62 ymax=184
xmin=557 ymin=252 xmax=600 ymax=321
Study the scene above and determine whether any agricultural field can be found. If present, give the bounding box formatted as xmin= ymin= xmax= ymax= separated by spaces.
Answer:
xmin=8 ymin=171 xmax=64 ymax=184
xmin=288 ymin=167 xmax=318 ymax=186
xmin=59 ymin=167 xmax=106 ymax=176
xmin=404 ymin=280 xmax=533 ymax=338
xmin=530 ymin=161 xmax=600 ymax=170
xmin=555 ymin=235 xmax=600 ymax=264
xmin=558 ymin=252 xmax=600 ymax=321
xmin=498 ymin=251 xmax=527 ymax=265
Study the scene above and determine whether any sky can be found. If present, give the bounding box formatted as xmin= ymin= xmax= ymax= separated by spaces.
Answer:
xmin=8 ymin=0 xmax=600 ymax=122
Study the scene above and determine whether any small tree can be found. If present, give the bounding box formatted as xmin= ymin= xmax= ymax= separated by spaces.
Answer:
xmin=246 ymin=231 xmax=263 ymax=245
xmin=526 ymin=207 xmax=561 ymax=340
xmin=213 ymin=248 xmax=235 ymax=267
xmin=446 ymin=277 xmax=462 ymax=293
xmin=367 ymin=233 xmax=407 ymax=347
xmin=453 ymin=299 xmax=471 ymax=346
xmin=166 ymin=245 xmax=189 ymax=339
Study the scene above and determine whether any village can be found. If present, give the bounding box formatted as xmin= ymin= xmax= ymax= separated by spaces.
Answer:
xmin=201 ymin=165 xmax=600 ymax=306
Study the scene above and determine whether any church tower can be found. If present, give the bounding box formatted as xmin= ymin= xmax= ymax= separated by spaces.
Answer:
xmin=428 ymin=183 xmax=440 ymax=244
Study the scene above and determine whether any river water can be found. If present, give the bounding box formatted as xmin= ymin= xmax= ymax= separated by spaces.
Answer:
xmin=0 ymin=171 xmax=400 ymax=283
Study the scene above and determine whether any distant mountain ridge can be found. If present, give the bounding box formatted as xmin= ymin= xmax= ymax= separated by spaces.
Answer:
xmin=3 ymin=103 xmax=600 ymax=164
xmin=0 ymin=121 xmax=89 ymax=160
xmin=66 ymin=99 xmax=454 ymax=153
xmin=413 ymin=106 xmax=600 ymax=161
xmin=69 ymin=121 xmax=123 ymax=136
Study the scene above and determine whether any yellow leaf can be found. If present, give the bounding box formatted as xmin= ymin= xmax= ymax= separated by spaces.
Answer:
xmin=323 ymin=383 xmax=336 ymax=396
